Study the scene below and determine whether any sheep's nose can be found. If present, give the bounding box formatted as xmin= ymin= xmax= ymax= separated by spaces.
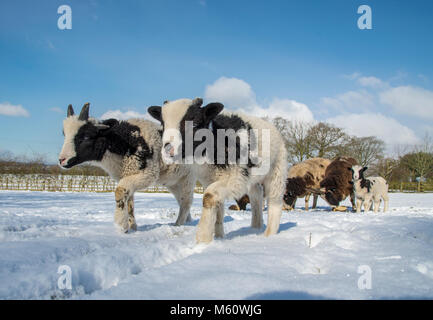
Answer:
xmin=59 ymin=158 xmax=66 ymax=165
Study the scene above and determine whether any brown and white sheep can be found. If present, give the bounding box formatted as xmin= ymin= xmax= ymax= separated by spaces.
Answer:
xmin=283 ymin=157 xmax=331 ymax=211
xmin=318 ymin=156 xmax=358 ymax=211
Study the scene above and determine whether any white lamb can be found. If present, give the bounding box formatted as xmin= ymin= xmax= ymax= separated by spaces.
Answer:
xmin=350 ymin=165 xmax=389 ymax=213
xmin=148 ymin=98 xmax=288 ymax=243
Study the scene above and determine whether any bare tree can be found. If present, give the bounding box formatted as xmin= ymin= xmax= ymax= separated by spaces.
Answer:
xmin=308 ymin=122 xmax=349 ymax=159
xmin=266 ymin=117 xmax=314 ymax=163
xmin=400 ymin=134 xmax=433 ymax=192
xmin=369 ymin=157 xmax=400 ymax=181
xmin=337 ymin=136 xmax=385 ymax=167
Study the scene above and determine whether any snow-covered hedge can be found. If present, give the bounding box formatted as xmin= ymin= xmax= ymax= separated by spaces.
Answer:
xmin=0 ymin=174 xmax=206 ymax=193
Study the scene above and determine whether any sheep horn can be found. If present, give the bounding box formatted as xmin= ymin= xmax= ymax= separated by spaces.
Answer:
xmin=67 ymin=104 xmax=74 ymax=117
xmin=78 ymin=103 xmax=90 ymax=121
xmin=192 ymin=97 xmax=203 ymax=107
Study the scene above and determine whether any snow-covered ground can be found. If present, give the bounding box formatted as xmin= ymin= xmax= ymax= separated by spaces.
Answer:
xmin=1 ymin=190 xmax=433 ymax=300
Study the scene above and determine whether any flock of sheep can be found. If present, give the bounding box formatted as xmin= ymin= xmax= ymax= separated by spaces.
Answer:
xmin=58 ymin=98 xmax=389 ymax=244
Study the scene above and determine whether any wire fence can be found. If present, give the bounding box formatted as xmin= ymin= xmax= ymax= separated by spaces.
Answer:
xmin=1 ymin=174 xmax=430 ymax=194
xmin=0 ymin=174 xmax=204 ymax=194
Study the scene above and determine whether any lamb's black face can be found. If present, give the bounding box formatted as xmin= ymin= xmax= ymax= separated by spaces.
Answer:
xmin=59 ymin=104 xmax=109 ymax=168
xmin=148 ymin=98 xmax=224 ymax=163
xmin=62 ymin=123 xmax=104 ymax=168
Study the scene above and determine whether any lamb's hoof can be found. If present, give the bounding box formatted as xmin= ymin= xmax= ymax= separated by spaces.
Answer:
xmin=229 ymin=204 xmax=241 ymax=211
xmin=215 ymin=233 xmax=224 ymax=239
xmin=115 ymin=222 xmax=130 ymax=234
xmin=264 ymin=227 xmax=277 ymax=237
xmin=118 ymin=227 xmax=129 ymax=234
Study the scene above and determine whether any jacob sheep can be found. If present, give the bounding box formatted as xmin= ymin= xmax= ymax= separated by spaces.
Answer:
xmin=318 ymin=156 xmax=358 ymax=211
xmin=59 ymin=103 xmax=196 ymax=232
xmin=283 ymin=157 xmax=331 ymax=211
xmin=350 ymin=165 xmax=389 ymax=213
xmin=148 ymin=98 xmax=288 ymax=243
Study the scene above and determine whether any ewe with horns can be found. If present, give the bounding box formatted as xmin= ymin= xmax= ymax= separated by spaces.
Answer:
xmin=59 ymin=103 xmax=196 ymax=232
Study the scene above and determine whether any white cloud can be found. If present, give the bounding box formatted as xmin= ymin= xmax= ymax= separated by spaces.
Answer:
xmin=321 ymin=90 xmax=375 ymax=111
xmin=357 ymin=76 xmax=387 ymax=88
xmin=326 ymin=113 xmax=419 ymax=146
xmin=251 ymin=98 xmax=314 ymax=123
xmin=100 ymin=110 xmax=151 ymax=121
xmin=205 ymin=77 xmax=259 ymax=110
xmin=204 ymin=77 xmax=314 ymax=122
xmin=0 ymin=102 xmax=30 ymax=117
xmin=379 ymin=85 xmax=433 ymax=120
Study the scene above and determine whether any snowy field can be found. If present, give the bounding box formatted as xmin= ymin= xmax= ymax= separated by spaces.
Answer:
xmin=1 ymin=190 xmax=433 ymax=300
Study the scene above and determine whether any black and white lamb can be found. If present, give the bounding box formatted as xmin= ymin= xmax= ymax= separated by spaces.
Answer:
xmin=350 ymin=165 xmax=389 ymax=213
xmin=58 ymin=103 xmax=196 ymax=232
xmin=148 ymin=98 xmax=288 ymax=243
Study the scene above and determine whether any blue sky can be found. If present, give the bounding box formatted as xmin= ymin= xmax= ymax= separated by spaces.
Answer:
xmin=1 ymin=0 xmax=433 ymax=163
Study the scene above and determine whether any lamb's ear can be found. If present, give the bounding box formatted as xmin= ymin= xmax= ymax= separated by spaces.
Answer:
xmin=203 ymin=102 xmax=224 ymax=122
xmin=348 ymin=167 xmax=354 ymax=172
xmin=67 ymin=104 xmax=74 ymax=117
xmin=78 ymin=103 xmax=90 ymax=121
xmin=361 ymin=166 xmax=368 ymax=173
xmin=148 ymin=106 xmax=162 ymax=122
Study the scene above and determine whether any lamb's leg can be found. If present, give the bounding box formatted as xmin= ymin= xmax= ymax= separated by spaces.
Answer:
xmin=114 ymin=172 xmax=157 ymax=233
xmin=382 ymin=194 xmax=389 ymax=212
xmin=304 ymin=193 xmax=311 ymax=211
xmin=167 ymin=175 xmax=194 ymax=226
xmin=196 ymin=180 xmax=247 ymax=243
xmin=356 ymin=198 xmax=362 ymax=213
xmin=312 ymin=194 xmax=318 ymax=209
xmin=197 ymin=188 xmax=221 ymax=243
xmin=215 ymin=205 xmax=224 ymax=238
xmin=265 ymin=197 xmax=283 ymax=237
xmin=364 ymin=197 xmax=372 ymax=212
xmin=350 ymin=192 xmax=357 ymax=212
xmin=114 ymin=186 xmax=131 ymax=233
xmin=373 ymin=197 xmax=381 ymax=213
xmin=262 ymin=151 xmax=286 ymax=237
xmin=127 ymin=195 xmax=137 ymax=231
xmin=249 ymin=183 xmax=264 ymax=229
